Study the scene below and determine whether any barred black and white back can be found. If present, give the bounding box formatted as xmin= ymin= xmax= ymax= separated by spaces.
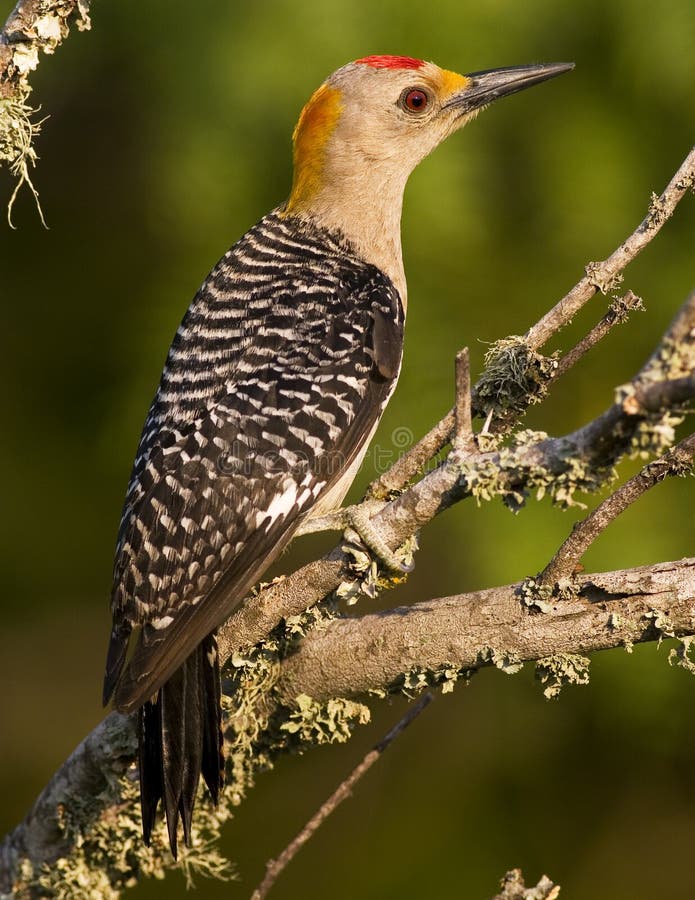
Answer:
xmin=102 ymin=211 xmax=405 ymax=854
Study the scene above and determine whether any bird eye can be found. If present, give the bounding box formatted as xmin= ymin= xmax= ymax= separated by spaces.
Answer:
xmin=401 ymin=88 xmax=429 ymax=113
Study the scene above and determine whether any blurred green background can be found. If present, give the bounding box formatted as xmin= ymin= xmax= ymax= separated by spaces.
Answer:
xmin=1 ymin=0 xmax=694 ymax=897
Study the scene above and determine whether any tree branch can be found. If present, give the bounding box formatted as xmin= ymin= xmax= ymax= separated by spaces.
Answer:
xmin=5 ymin=557 xmax=695 ymax=897
xmin=216 ymin=324 xmax=695 ymax=670
xmin=274 ymin=558 xmax=695 ymax=702
xmin=539 ymin=434 xmax=695 ymax=586
xmin=453 ymin=347 xmax=474 ymax=452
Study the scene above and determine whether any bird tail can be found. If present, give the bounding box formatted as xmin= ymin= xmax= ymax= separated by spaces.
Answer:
xmin=139 ymin=633 xmax=225 ymax=857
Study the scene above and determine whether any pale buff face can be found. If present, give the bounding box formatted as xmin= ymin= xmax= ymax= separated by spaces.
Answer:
xmin=286 ymin=59 xmax=476 ymax=212
xmin=324 ymin=60 xmax=474 ymax=170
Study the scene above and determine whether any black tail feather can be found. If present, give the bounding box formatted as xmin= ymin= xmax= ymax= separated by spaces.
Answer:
xmin=200 ymin=634 xmax=225 ymax=804
xmin=137 ymin=635 xmax=225 ymax=857
xmin=160 ymin=663 xmax=187 ymax=857
xmin=179 ymin=647 xmax=203 ymax=846
xmin=139 ymin=700 xmax=163 ymax=846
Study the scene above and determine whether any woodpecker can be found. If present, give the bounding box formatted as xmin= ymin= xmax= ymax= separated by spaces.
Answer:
xmin=103 ymin=55 xmax=573 ymax=855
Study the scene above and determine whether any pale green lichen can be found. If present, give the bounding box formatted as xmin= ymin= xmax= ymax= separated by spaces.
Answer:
xmin=394 ymin=652 xmax=521 ymax=700
xmin=457 ymin=455 xmax=504 ymax=506
xmin=1 ymin=0 xmax=92 ymax=224
xmin=535 ymin=654 xmax=590 ymax=699
xmin=629 ymin=413 xmax=683 ymax=459
xmin=280 ymin=693 xmax=371 ymax=742
xmin=475 ymin=430 xmax=504 ymax=453
xmin=479 ymin=647 xmax=524 ymax=675
xmin=459 ymin=430 xmax=614 ymax=514
xmin=584 ymin=261 xmax=625 ymax=295
xmin=476 ymin=337 xmax=559 ymax=420
xmin=0 ymin=90 xmax=47 ymax=227
xmin=608 ymin=290 xmax=645 ymax=323
xmin=668 ymin=636 xmax=695 ymax=675
xmin=222 ymin=599 xmax=376 ymax=802
xmin=644 ymin=608 xmax=676 ymax=646
xmin=221 ymin=599 xmax=347 ymax=800
xmin=618 ymin=332 xmax=695 ymax=458
xmin=645 ymin=336 xmax=695 ymax=383
xmin=495 ymin=868 xmax=561 ymax=900
xmin=395 ymin=663 xmax=474 ymax=698
xmin=646 ymin=190 xmax=670 ymax=227
xmin=520 ymin=572 xmax=583 ymax=612
xmin=607 ymin=611 xmax=622 ymax=629
xmin=335 ymin=533 xmax=417 ymax=606
xmin=19 ymin=767 xmax=235 ymax=899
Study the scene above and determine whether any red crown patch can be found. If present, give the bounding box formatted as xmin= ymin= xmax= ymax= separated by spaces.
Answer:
xmin=356 ymin=55 xmax=425 ymax=71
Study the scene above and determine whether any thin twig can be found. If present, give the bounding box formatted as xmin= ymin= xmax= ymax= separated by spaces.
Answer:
xmin=368 ymin=411 xmax=454 ymax=499
xmin=525 ymin=146 xmax=695 ymax=351
xmin=554 ymin=290 xmax=644 ymax=380
xmin=250 ymin=693 xmax=434 ymax=900
xmin=539 ymin=433 xmax=695 ymax=586
xmin=453 ymin=347 xmax=474 ymax=451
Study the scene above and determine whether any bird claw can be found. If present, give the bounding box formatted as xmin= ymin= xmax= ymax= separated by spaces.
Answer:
xmin=344 ymin=503 xmax=415 ymax=574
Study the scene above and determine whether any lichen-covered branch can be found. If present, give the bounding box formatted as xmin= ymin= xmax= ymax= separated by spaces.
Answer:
xmin=524 ymin=145 xmax=695 ymax=350
xmin=539 ymin=433 xmax=695 ymax=586
xmin=217 ymin=320 xmax=695 ymax=663
xmin=273 ymin=559 xmax=695 ymax=702
xmin=0 ymin=0 xmax=92 ymax=223
xmin=5 ymin=557 xmax=695 ymax=898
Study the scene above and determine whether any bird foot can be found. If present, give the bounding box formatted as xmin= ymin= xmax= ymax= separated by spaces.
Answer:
xmin=343 ymin=502 xmax=415 ymax=574
xmin=297 ymin=500 xmax=415 ymax=573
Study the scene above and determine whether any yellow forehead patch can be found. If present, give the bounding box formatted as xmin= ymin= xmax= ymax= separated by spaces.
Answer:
xmin=285 ymin=83 xmax=343 ymax=213
xmin=439 ymin=68 xmax=471 ymax=99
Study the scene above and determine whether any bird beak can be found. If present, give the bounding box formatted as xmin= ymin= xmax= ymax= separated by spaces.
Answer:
xmin=446 ymin=62 xmax=574 ymax=113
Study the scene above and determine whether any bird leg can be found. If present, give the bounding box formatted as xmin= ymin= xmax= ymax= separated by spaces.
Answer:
xmin=294 ymin=508 xmax=356 ymax=536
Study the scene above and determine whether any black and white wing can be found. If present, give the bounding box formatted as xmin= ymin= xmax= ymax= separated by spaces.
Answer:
xmin=105 ymin=213 xmax=405 ymax=711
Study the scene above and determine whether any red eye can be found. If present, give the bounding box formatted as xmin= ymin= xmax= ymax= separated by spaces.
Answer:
xmin=402 ymin=88 xmax=428 ymax=112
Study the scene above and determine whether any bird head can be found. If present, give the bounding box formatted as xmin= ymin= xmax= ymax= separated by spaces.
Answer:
xmin=283 ymin=55 xmax=573 ymax=299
